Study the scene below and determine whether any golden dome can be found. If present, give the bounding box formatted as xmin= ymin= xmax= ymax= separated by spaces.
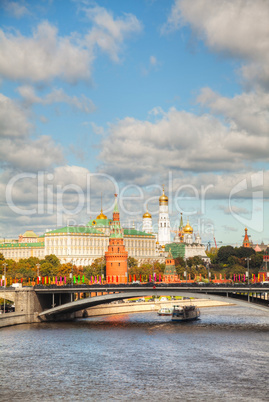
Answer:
xmin=162 ymin=244 xmax=165 ymax=248
xmin=143 ymin=211 xmax=152 ymax=219
xmin=156 ymin=241 xmax=159 ymax=244
xmin=96 ymin=209 xmax=107 ymax=220
xmin=184 ymin=219 xmax=193 ymax=234
xmin=159 ymin=187 xmax=168 ymax=205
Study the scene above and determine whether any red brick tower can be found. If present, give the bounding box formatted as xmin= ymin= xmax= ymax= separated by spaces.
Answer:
xmin=243 ymin=228 xmax=250 ymax=248
xmin=105 ymin=194 xmax=128 ymax=283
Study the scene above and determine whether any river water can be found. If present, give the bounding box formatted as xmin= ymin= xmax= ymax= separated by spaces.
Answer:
xmin=1 ymin=306 xmax=269 ymax=402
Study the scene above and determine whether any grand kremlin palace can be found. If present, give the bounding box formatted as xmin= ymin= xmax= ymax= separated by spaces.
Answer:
xmin=0 ymin=189 xmax=207 ymax=265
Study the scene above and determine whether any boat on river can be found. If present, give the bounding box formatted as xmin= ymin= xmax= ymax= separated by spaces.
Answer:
xmin=171 ymin=304 xmax=200 ymax=322
xmin=157 ymin=307 xmax=173 ymax=316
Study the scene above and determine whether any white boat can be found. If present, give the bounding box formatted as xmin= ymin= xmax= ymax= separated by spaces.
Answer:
xmin=171 ymin=304 xmax=200 ymax=322
xmin=157 ymin=307 xmax=173 ymax=316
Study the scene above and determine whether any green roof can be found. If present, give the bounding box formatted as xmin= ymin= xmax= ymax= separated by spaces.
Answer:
xmin=165 ymin=243 xmax=185 ymax=258
xmin=22 ymin=230 xmax=38 ymax=237
xmin=0 ymin=242 xmax=44 ymax=248
xmin=87 ymin=218 xmax=111 ymax=227
xmin=123 ymin=229 xmax=155 ymax=237
xmin=46 ymin=226 xmax=102 ymax=235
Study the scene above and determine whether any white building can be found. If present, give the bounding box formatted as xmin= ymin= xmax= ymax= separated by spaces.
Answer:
xmin=158 ymin=187 xmax=171 ymax=246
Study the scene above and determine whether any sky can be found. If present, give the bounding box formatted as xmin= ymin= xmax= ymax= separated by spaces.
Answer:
xmin=0 ymin=0 xmax=268 ymax=246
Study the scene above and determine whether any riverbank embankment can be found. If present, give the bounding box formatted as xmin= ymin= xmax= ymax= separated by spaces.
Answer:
xmin=81 ymin=299 xmax=234 ymax=318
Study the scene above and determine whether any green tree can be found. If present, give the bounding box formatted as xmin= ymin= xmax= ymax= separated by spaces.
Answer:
xmin=41 ymin=254 xmax=60 ymax=267
xmin=235 ymin=246 xmax=255 ymax=259
xmin=84 ymin=258 xmax=106 ymax=279
xmin=16 ymin=259 xmax=33 ymax=278
xmin=0 ymin=253 xmax=5 ymax=261
xmin=175 ymin=265 xmax=185 ymax=277
xmin=217 ymin=246 xmax=235 ymax=264
xmin=206 ymin=249 xmax=218 ymax=264
xmin=174 ymin=256 xmax=185 ymax=267
xmin=249 ymin=253 xmax=263 ymax=269
xmin=127 ymin=257 xmax=139 ymax=268
xmin=40 ymin=262 xmax=57 ymax=277
xmin=187 ymin=256 xmax=205 ymax=267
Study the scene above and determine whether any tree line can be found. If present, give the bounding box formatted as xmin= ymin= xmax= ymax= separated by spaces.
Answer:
xmin=0 ymin=244 xmax=266 ymax=283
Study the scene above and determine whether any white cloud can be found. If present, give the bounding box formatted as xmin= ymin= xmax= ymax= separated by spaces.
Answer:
xmin=0 ymin=6 xmax=142 ymax=84
xmin=0 ymin=93 xmax=64 ymax=171
xmin=98 ymin=108 xmax=269 ymax=184
xmin=90 ymin=122 xmax=105 ymax=135
xmin=218 ymin=205 xmax=249 ymax=215
xmin=163 ymin=0 xmax=269 ymax=87
xmin=17 ymin=86 xmax=96 ymax=113
xmin=0 ymin=93 xmax=31 ymax=138
xmin=0 ymin=135 xmax=64 ymax=171
xmin=0 ymin=164 xmax=120 ymax=237
xmin=2 ymin=1 xmax=30 ymax=18
xmin=197 ymin=88 xmax=269 ymax=136
xmin=84 ymin=6 xmax=142 ymax=62
xmin=0 ymin=21 xmax=93 ymax=83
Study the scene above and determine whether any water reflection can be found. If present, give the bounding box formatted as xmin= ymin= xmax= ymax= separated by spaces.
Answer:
xmin=1 ymin=306 xmax=269 ymax=402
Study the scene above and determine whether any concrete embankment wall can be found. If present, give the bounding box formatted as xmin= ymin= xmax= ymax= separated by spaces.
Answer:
xmin=79 ymin=299 xmax=233 ymax=318
xmin=0 ymin=312 xmax=40 ymax=328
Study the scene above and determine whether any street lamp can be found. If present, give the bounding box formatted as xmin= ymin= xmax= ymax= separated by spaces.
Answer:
xmin=69 ymin=259 xmax=73 ymax=286
xmin=2 ymin=263 xmax=7 ymax=314
xmin=245 ymin=257 xmax=251 ymax=302
xmin=207 ymin=261 xmax=210 ymax=283
xmin=245 ymin=257 xmax=251 ymax=286
xmin=36 ymin=263 xmax=40 ymax=283
xmin=184 ymin=260 xmax=187 ymax=284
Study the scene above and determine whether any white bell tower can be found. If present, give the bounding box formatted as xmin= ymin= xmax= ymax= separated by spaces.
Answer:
xmin=158 ymin=186 xmax=171 ymax=246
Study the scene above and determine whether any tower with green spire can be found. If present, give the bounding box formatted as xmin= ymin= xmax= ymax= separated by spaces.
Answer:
xmin=164 ymin=249 xmax=177 ymax=276
xmin=109 ymin=194 xmax=123 ymax=238
xmin=105 ymin=194 xmax=128 ymax=282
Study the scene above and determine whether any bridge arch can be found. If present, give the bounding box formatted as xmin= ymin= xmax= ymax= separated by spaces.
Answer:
xmin=39 ymin=289 xmax=269 ymax=319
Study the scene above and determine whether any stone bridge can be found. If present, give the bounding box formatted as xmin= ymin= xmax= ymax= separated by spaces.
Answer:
xmin=37 ymin=284 xmax=269 ymax=319
xmin=1 ymin=284 xmax=269 ymax=326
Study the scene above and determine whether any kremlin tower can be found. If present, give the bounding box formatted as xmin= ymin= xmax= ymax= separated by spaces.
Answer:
xmin=105 ymin=194 xmax=128 ymax=282
xmin=164 ymin=249 xmax=177 ymax=280
xmin=243 ymin=228 xmax=250 ymax=248
xmin=142 ymin=208 xmax=153 ymax=234
xmin=158 ymin=186 xmax=171 ymax=246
